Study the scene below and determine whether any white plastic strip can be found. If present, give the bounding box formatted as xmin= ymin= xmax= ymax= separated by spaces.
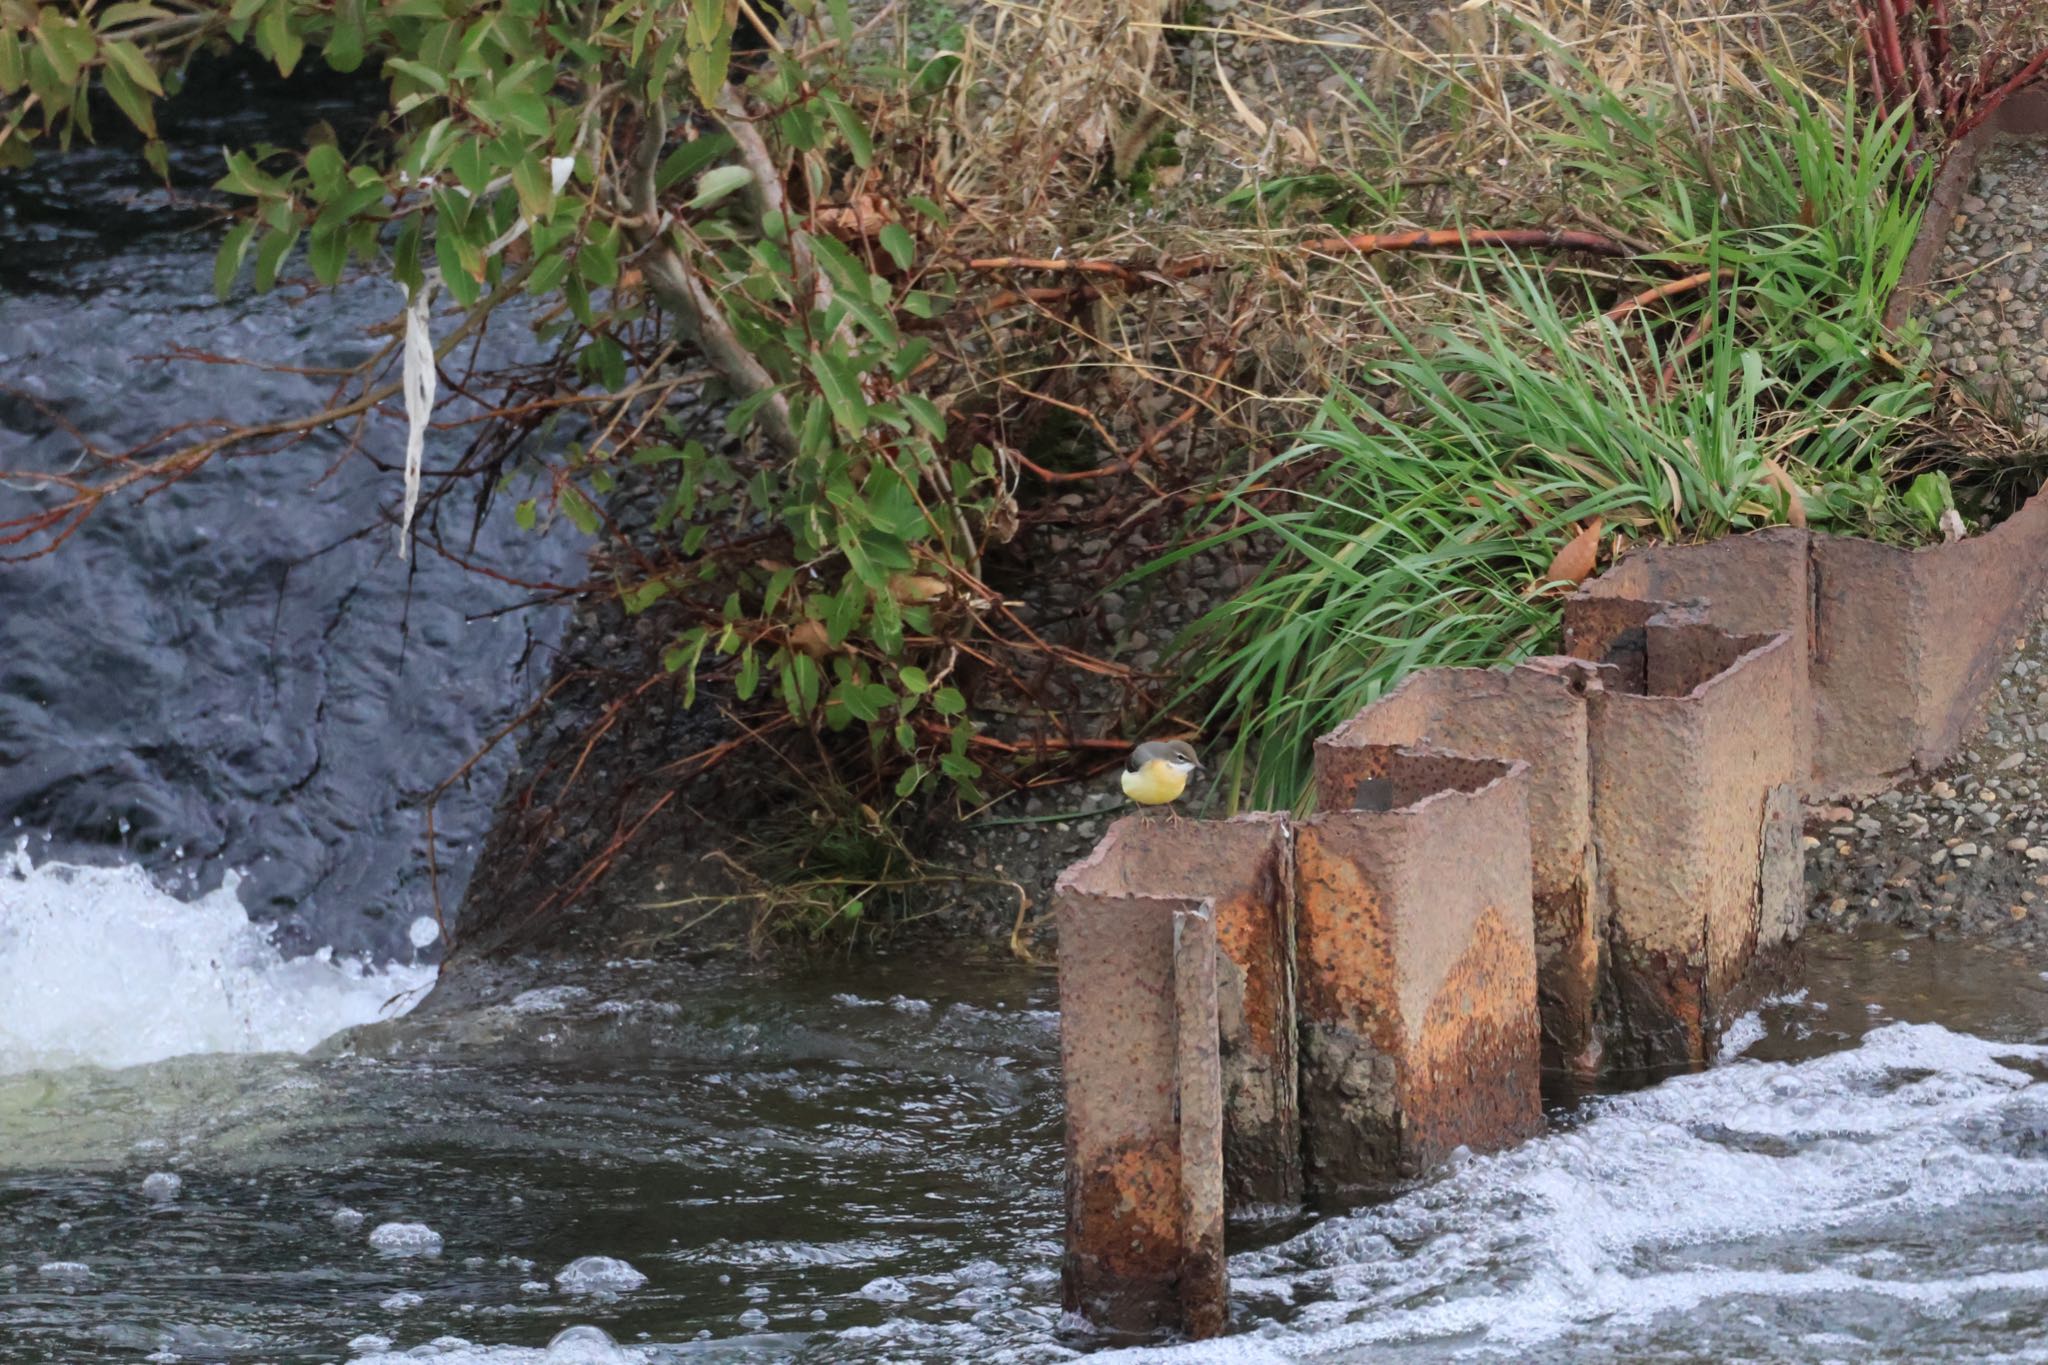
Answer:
xmin=398 ymin=279 xmax=437 ymax=560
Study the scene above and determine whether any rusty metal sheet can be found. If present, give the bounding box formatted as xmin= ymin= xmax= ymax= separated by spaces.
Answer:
xmin=1583 ymin=622 xmax=1804 ymax=1076
xmin=1054 ymin=862 xmax=1226 ymax=1340
xmin=1811 ymin=491 xmax=2048 ymax=794
xmin=1573 ymin=530 xmax=1811 ymax=786
xmin=1903 ymin=490 xmax=2048 ymax=769
xmin=1172 ymin=905 xmax=1226 ymax=1339
xmin=1070 ymin=814 xmax=1300 ymax=1209
xmin=1295 ymin=747 xmax=1541 ymax=1193
xmin=1317 ymin=660 xmax=1605 ymax=1073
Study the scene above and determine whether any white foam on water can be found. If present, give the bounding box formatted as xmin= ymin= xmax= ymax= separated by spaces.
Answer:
xmin=140 ymin=1171 xmax=182 ymax=1201
xmin=346 ymin=1326 xmax=644 ymax=1364
xmin=1093 ymin=1020 xmax=2048 ymax=1363
xmin=554 ymin=1255 xmax=646 ymax=1294
xmin=0 ymin=841 xmax=434 ymax=1074
xmin=369 ymin=1222 xmax=443 ymax=1257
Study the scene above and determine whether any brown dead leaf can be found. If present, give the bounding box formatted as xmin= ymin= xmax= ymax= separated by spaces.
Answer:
xmin=1544 ymin=516 xmax=1605 ymax=590
xmin=788 ymin=619 xmax=831 ymax=658
xmin=1759 ymin=457 xmax=1807 ymax=528
xmin=889 ymin=573 xmax=949 ymax=604
xmin=813 ymin=194 xmax=898 ymax=242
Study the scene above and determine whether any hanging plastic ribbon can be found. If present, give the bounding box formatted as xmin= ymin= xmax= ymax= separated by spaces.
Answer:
xmin=397 ymin=277 xmax=438 ymax=560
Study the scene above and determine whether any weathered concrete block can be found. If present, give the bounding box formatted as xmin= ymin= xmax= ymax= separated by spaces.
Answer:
xmin=1317 ymin=660 xmax=1605 ymax=1073
xmin=1061 ymin=814 xmax=1300 ymax=1209
xmin=1054 ymin=861 xmax=1226 ymax=1338
xmin=1295 ymin=745 xmax=1541 ymax=1193
xmin=1575 ymin=618 xmax=1805 ymax=1075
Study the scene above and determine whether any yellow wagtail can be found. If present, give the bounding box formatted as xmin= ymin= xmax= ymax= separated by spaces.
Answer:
xmin=1121 ymin=739 xmax=1203 ymax=820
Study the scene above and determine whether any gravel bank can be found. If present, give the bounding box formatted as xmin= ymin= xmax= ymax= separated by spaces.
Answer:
xmin=1804 ymin=133 xmax=2048 ymax=948
xmin=1924 ymin=137 xmax=2048 ymax=432
xmin=1806 ymin=597 xmax=2048 ymax=947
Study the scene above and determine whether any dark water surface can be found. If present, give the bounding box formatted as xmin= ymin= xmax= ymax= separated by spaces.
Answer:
xmin=0 ymin=62 xmax=582 ymax=962
xmin=4 ymin=936 xmax=2048 ymax=1363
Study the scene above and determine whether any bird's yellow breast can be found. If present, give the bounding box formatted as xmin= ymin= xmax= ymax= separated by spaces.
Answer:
xmin=1121 ymin=758 xmax=1189 ymax=806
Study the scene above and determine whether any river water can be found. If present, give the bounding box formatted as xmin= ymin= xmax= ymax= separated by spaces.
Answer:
xmin=10 ymin=64 xmax=2048 ymax=1365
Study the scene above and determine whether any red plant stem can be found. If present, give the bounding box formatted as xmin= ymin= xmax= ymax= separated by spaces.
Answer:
xmin=1871 ymin=0 xmax=1909 ymax=112
xmin=1900 ymin=0 xmax=1940 ymax=131
xmin=1954 ymin=49 xmax=2048 ymax=142
xmin=966 ymin=227 xmax=1641 ymax=289
xmin=1855 ymin=6 xmax=1899 ymax=112
xmin=1928 ymin=0 xmax=1952 ymax=74
xmin=1602 ymin=268 xmax=1728 ymax=323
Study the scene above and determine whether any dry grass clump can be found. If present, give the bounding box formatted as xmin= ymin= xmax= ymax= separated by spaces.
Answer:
xmin=900 ymin=0 xmax=1862 ymax=492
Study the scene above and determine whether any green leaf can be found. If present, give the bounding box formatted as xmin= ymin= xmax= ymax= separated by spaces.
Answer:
xmin=307 ymin=224 xmax=347 ymax=285
xmin=98 ymin=3 xmax=174 ymax=26
xmin=932 ymin=686 xmax=966 ymax=716
xmin=251 ymin=223 xmax=300 ymax=292
xmin=901 ymin=393 xmax=946 ymax=439
xmin=1903 ymin=471 xmax=1953 ymax=530
xmin=257 ymin=2 xmax=305 ymax=75
xmin=384 ymin=57 xmax=448 ymax=92
xmin=809 ymin=345 xmax=869 ymax=435
xmin=897 ymin=665 xmax=930 ymax=694
xmin=33 ymin=23 xmax=87 ymax=87
xmin=513 ymin=499 xmax=537 ymax=531
xmin=938 ymin=753 xmax=981 ymax=780
xmin=688 ymin=164 xmax=754 ymax=211
xmin=212 ymin=219 xmax=256 ymax=298
xmin=305 ymin=142 xmax=344 ymax=195
xmin=103 ymin=39 xmax=163 ymax=96
xmin=623 ymin=579 xmax=668 ymax=613
xmin=558 ymin=486 xmax=600 ymax=535
xmin=736 ymin=647 xmax=761 ymax=700
xmin=747 ymin=563 xmax=793 ymax=616
xmin=894 ymin=765 xmax=925 ymax=798
xmin=510 ymin=154 xmax=554 ymax=220
xmin=325 ymin=0 xmax=367 ymax=70
xmin=788 ymin=652 xmax=822 ymax=715
xmin=879 ymin=223 xmax=915 ymax=271
xmin=656 ymin=133 xmax=732 ymax=190
xmin=99 ymin=60 xmax=155 ymax=137
xmin=0 ymin=29 xmax=25 ymax=94
xmin=821 ymin=90 xmax=874 ymax=167
xmin=833 ymin=679 xmax=882 ymax=723
xmin=806 ymin=232 xmax=899 ymax=344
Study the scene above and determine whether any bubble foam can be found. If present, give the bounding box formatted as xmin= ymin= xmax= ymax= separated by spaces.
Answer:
xmin=0 ymin=841 xmax=432 ymax=1074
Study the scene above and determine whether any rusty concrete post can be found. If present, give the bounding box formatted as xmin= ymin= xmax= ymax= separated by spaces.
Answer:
xmin=1055 ymin=832 xmax=1237 ymax=1338
xmin=1318 ymin=660 xmax=1607 ymax=1075
xmin=1575 ymin=618 xmax=1805 ymax=1075
xmin=1294 ymin=744 xmax=1542 ymax=1194
xmin=1061 ymin=814 xmax=1300 ymax=1209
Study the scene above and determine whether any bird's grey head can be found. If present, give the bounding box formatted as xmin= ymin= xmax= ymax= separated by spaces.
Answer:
xmin=1129 ymin=739 xmax=1203 ymax=773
